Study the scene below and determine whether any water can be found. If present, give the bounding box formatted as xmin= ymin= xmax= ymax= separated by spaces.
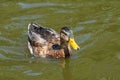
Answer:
xmin=0 ymin=0 xmax=120 ymax=80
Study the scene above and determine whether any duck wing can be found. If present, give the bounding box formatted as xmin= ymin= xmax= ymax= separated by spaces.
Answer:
xmin=28 ymin=22 xmax=60 ymax=46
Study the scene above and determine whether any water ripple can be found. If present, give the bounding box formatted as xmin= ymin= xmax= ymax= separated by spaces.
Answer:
xmin=77 ymin=33 xmax=91 ymax=44
xmin=11 ymin=14 xmax=46 ymax=20
xmin=0 ymin=54 xmax=10 ymax=60
xmin=116 ymin=52 xmax=120 ymax=60
xmin=0 ymin=36 xmax=16 ymax=44
xmin=49 ymin=8 xmax=73 ymax=13
xmin=23 ymin=70 xmax=42 ymax=76
xmin=9 ymin=65 xmax=24 ymax=70
xmin=79 ymin=20 xmax=96 ymax=25
xmin=118 ymin=17 xmax=120 ymax=21
xmin=0 ymin=46 xmax=26 ymax=57
xmin=18 ymin=2 xmax=72 ymax=9
xmin=74 ymin=26 xmax=84 ymax=32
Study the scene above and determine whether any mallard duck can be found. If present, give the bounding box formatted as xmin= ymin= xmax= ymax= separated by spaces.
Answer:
xmin=28 ymin=23 xmax=80 ymax=58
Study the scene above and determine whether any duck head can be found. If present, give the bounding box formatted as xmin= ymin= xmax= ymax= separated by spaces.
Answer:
xmin=60 ymin=27 xmax=80 ymax=53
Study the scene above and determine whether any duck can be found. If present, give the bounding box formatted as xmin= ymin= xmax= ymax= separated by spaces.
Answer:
xmin=28 ymin=22 xmax=80 ymax=59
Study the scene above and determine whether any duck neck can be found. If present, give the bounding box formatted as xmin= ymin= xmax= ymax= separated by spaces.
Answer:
xmin=60 ymin=40 xmax=72 ymax=57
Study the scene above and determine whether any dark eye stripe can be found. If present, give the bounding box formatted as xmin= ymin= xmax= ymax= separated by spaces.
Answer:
xmin=61 ymin=31 xmax=67 ymax=36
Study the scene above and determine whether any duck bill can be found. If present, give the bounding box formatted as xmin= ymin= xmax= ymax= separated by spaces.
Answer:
xmin=69 ymin=38 xmax=80 ymax=50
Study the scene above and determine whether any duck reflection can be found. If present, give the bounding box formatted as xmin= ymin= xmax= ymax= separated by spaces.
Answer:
xmin=59 ymin=59 xmax=73 ymax=80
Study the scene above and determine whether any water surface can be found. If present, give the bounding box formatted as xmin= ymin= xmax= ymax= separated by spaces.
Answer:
xmin=0 ymin=0 xmax=120 ymax=80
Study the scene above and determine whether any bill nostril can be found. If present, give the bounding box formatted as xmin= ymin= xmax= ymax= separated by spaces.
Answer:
xmin=77 ymin=48 xmax=80 ymax=50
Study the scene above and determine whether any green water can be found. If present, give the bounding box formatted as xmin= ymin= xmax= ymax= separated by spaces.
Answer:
xmin=0 ymin=0 xmax=120 ymax=80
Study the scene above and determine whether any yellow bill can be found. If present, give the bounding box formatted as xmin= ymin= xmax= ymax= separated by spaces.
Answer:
xmin=69 ymin=38 xmax=80 ymax=50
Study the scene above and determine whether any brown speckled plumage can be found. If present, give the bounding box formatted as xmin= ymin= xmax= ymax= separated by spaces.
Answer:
xmin=28 ymin=23 xmax=78 ymax=59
